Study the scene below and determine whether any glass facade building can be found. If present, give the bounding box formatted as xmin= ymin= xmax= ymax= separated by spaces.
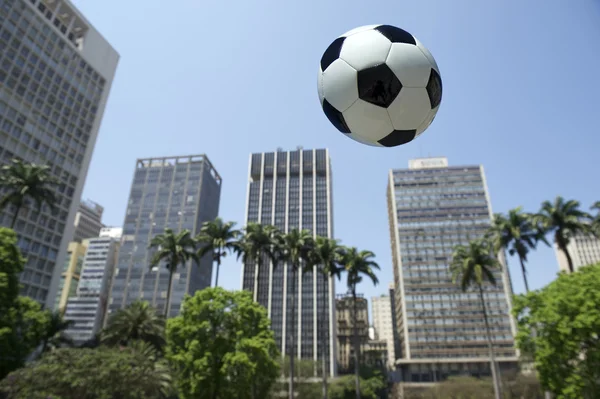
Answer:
xmin=0 ymin=0 xmax=119 ymax=306
xmin=386 ymin=157 xmax=518 ymax=385
xmin=107 ymin=155 xmax=221 ymax=318
xmin=242 ymin=148 xmax=337 ymax=376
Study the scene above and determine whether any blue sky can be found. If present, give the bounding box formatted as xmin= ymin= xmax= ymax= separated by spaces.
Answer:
xmin=75 ymin=0 xmax=600 ymax=303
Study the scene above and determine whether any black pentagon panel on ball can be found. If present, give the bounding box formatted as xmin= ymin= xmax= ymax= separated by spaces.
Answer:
xmin=426 ymin=69 xmax=442 ymax=109
xmin=378 ymin=129 xmax=417 ymax=147
xmin=320 ymin=37 xmax=346 ymax=71
xmin=322 ymin=99 xmax=351 ymax=134
xmin=374 ymin=25 xmax=417 ymax=45
xmin=357 ymin=64 xmax=402 ymax=108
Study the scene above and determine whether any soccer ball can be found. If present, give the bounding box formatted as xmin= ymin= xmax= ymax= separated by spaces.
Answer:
xmin=317 ymin=25 xmax=442 ymax=147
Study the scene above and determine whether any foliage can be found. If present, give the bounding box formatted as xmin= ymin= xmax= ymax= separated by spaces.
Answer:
xmin=488 ymin=207 xmax=547 ymax=292
xmin=0 ymin=228 xmax=49 ymax=379
xmin=512 ymin=264 xmax=600 ymax=399
xmin=0 ymin=344 xmax=173 ymax=399
xmin=39 ymin=311 xmax=74 ymax=354
xmin=101 ymin=300 xmax=166 ymax=352
xmin=149 ymin=228 xmax=199 ymax=317
xmin=327 ymin=375 xmax=386 ymax=399
xmin=591 ymin=201 xmax=600 ymax=238
xmin=0 ymin=159 xmax=58 ymax=227
xmin=196 ymin=217 xmax=240 ymax=287
xmin=532 ymin=196 xmax=592 ymax=273
xmin=167 ymin=288 xmax=280 ymax=399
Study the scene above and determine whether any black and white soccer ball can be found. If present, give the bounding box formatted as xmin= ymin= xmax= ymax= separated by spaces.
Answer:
xmin=317 ymin=24 xmax=442 ymax=147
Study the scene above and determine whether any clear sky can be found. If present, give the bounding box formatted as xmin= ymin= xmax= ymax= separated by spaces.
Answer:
xmin=74 ymin=0 xmax=600 ymax=304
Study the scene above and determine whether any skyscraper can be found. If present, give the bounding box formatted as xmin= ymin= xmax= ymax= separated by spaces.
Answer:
xmin=72 ymin=199 xmax=104 ymax=242
xmin=107 ymin=155 xmax=221 ymax=318
xmin=0 ymin=0 xmax=119 ymax=307
xmin=386 ymin=157 xmax=518 ymax=388
xmin=371 ymin=285 xmax=396 ymax=368
xmin=241 ymin=148 xmax=337 ymax=376
xmin=554 ymin=233 xmax=600 ymax=272
xmin=63 ymin=227 xmax=121 ymax=344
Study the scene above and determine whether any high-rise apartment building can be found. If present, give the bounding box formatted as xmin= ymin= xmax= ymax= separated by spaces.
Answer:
xmin=0 ymin=0 xmax=119 ymax=306
xmin=386 ymin=157 xmax=518 ymax=388
xmin=107 ymin=155 xmax=221 ymax=318
xmin=241 ymin=148 xmax=337 ymax=376
xmin=372 ymin=286 xmax=396 ymax=368
xmin=335 ymin=293 xmax=369 ymax=374
xmin=54 ymin=240 xmax=86 ymax=312
xmin=555 ymin=233 xmax=600 ymax=273
xmin=72 ymin=199 xmax=104 ymax=242
xmin=63 ymin=227 xmax=121 ymax=344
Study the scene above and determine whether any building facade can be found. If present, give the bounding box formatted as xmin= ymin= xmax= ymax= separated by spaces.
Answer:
xmin=241 ymin=148 xmax=337 ymax=376
xmin=72 ymin=199 xmax=104 ymax=242
xmin=386 ymin=157 xmax=518 ymax=387
xmin=0 ymin=0 xmax=119 ymax=306
xmin=555 ymin=233 xmax=600 ymax=272
xmin=107 ymin=155 xmax=221 ymax=318
xmin=335 ymin=293 xmax=369 ymax=374
xmin=54 ymin=240 xmax=86 ymax=312
xmin=372 ymin=286 xmax=396 ymax=368
xmin=63 ymin=227 xmax=121 ymax=344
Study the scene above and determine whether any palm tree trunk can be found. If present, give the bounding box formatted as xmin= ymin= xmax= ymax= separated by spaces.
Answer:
xmin=556 ymin=233 xmax=575 ymax=273
xmin=289 ymin=265 xmax=296 ymax=399
xmin=352 ymin=290 xmax=361 ymax=399
xmin=479 ymin=285 xmax=502 ymax=399
xmin=518 ymin=256 xmax=530 ymax=292
xmin=563 ymin=246 xmax=575 ymax=274
xmin=10 ymin=203 xmax=22 ymax=228
xmin=321 ymin=276 xmax=329 ymax=399
xmin=214 ymin=257 xmax=221 ymax=287
xmin=164 ymin=268 xmax=174 ymax=319
xmin=253 ymin=258 xmax=260 ymax=303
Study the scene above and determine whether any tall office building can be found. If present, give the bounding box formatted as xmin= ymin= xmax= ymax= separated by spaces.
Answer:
xmin=241 ymin=148 xmax=337 ymax=376
xmin=54 ymin=240 xmax=87 ymax=312
xmin=107 ymin=155 xmax=221 ymax=318
xmin=372 ymin=285 xmax=396 ymax=368
xmin=72 ymin=199 xmax=104 ymax=242
xmin=63 ymin=227 xmax=121 ymax=344
xmin=555 ymin=233 xmax=600 ymax=273
xmin=386 ymin=157 xmax=518 ymax=388
xmin=0 ymin=0 xmax=119 ymax=306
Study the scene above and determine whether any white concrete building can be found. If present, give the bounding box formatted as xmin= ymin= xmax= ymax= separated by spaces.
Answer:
xmin=372 ymin=287 xmax=396 ymax=368
xmin=555 ymin=233 xmax=600 ymax=273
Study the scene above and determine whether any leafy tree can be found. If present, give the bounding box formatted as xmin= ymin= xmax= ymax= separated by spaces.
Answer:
xmin=279 ymin=228 xmax=314 ymax=398
xmin=234 ymin=222 xmax=281 ymax=301
xmin=0 ymin=228 xmax=49 ymax=379
xmin=167 ymin=288 xmax=280 ymax=399
xmin=488 ymin=207 xmax=547 ymax=292
xmin=0 ymin=344 xmax=173 ymax=399
xmin=149 ymin=228 xmax=199 ymax=317
xmin=328 ymin=375 xmax=386 ymax=399
xmin=512 ymin=264 xmax=600 ymax=399
xmin=39 ymin=311 xmax=73 ymax=355
xmin=533 ymin=196 xmax=592 ymax=273
xmin=305 ymin=236 xmax=345 ymax=399
xmin=196 ymin=217 xmax=240 ymax=287
xmin=340 ymin=247 xmax=380 ymax=399
xmin=101 ymin=300 xmax=166 ymax=352
xmin=449 ymin=239 xmax=503 ymax=399
xmin=0 ymin=159 xmax=58 ymax=228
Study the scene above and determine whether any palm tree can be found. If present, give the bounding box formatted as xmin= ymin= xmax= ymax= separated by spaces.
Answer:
xmin=449 ymin=239 xmax=503 ymax=399
xmin=341 ymin=247 xmax=379 ymax=399
xmin=0 ymin=159 xmax=58 ymax=228
xmin=234 ymin=222 xmax=281 ymax=302
xmin=280 ymin=228 xmax=314 ymax=399
xmin=488 ymin=207 xmax=548 ymax=292
xmin=305 ymin=236 xmax=345 ymax=399
xmin=101 ymin=300 xmax=166 ymax=351
xmin=533 ymin=196 xmax=592 ymax=273
xmin=591 ymin=201 xmax=600 ymax=238
xmin=39 ymin=311 xmax=74 ymax=355
xmin=149 ymin=228 xmax=199 ymax=318
xmin=195 ymin=217 xmax=240 ymax=287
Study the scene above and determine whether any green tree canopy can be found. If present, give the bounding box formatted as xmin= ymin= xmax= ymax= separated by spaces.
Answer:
xmin=166 ymin=287 xmax=280 ymax=399
xmin=0 ymin=344 xmax=173 ymax=399
xmin=512 ymin=264 xmax=600 ymax=399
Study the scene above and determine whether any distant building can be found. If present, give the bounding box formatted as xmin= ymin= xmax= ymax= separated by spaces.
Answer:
xmin=63 ymin=227 xmax=121 ymax=344
xmin=107 ymin=155 xmax=221 ymax=318
xmin=555 ymin=232 xmax=600 ymax=272
xmin=72 ymin=199 xmax=105 ymax=242
xmin=372 ymin=286 xmax=396 ymax=368
xmin=336 ymin=293 xmax=369 ymax=374
xmin=54 ymin=241 xmax=87 ymax=313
